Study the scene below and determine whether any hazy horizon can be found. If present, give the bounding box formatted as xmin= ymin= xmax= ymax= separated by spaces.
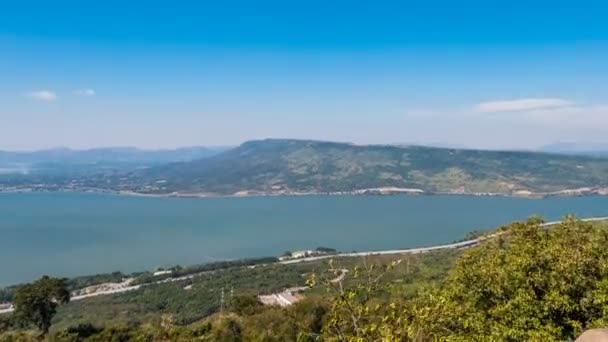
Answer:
xmin=3 ymin=138 xmax=608 ymax=154
xmin=2 ymin=2 xmax=607 ymax=151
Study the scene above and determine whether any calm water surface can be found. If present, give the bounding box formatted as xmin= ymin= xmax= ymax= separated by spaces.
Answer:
xmin=1 ymin=192 xmax=608 ymax=286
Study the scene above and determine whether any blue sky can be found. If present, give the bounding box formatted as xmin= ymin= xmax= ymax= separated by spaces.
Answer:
xmin=1 ymin=1 xmax=607 ymax=150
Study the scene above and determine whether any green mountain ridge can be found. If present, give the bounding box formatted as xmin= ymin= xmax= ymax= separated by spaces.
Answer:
xmin=126 ymin=139 xmax=608 ymax=195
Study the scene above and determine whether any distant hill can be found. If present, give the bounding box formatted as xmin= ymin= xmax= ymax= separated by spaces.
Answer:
xmin=540 ymin=143 xmax=608 ymax=157
xmin=125 ymin=139 xmax=608 ymax=195
xmin=0 ymin=146 xmax=228 ymax=169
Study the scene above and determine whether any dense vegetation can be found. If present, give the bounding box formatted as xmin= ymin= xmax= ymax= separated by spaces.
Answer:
xmin=3 ymin=217 xmax=608 ymax=341
xmin=320 ymin=217 xmax=608 ymax=341
xmin=130 ymin=139 xmax=608 ymax=195
xmin=0 ymin=248 xmax=459 ymax=340
xmin=53 ymin=263 xmax=312 ymax=330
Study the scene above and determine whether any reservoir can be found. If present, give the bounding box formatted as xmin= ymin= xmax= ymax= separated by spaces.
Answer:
xmin=1 ymin=192 xmax=608 ymax=286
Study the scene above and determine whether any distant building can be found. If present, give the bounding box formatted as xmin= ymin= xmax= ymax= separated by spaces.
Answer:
xmin=258 ymin=287 xmax=307 ymax=307
xmin=278 ymin=248 xmax=336 ymax=261
xmin=290 ymin=250 xmax=313 ymax=258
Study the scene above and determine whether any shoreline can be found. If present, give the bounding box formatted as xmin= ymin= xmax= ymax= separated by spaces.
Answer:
xmin=1 ymin=186 xmax=608 ymax=199
xmin=2 ymin=215 xmax=607 ymax=315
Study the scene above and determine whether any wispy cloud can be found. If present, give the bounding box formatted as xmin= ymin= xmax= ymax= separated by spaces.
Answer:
xmin=73 ymin=88 xmax=96 ymax=96
xmin=24 ymin=90 xmax=57 ymax=102
xmin=474 ymin=98 xmax=573 ymax=113
xmin=520 ymin=105 xmax=608 ymax=126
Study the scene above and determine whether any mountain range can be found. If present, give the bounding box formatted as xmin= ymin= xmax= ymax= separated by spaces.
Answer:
xmin=540 ymin=142 xmax=608 ymax=157
xmin=0 ymin=146 xmax=228 ymax=169
xmin=119 ymin=139 xmax=608 ymax=196
xmin=3 ymin=139 xmax=608 ymax=196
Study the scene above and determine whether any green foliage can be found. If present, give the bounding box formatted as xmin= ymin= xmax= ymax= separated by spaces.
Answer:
xmin=1 ymin=301 xmax=327 ymax=341
xmin=319 ymin=217 xmax=608 ymax=341
xmin=51 ymin=263 xmax=310 ymax=331
xmin=51 ymin=323 xmax=102 ymax=341
xmin=209 ymin=315 xmax=243 ymax=342
xmin=319 ymin=259 xmax=411 ymax=341
xmin=229 ymin=295 xmax=262 ymax=316
xmin=410 ymin=216 xmax=608 ymax=341
xmin=49 ymin=321 xmax=212 ymax=342
xmin=12 ymin=276 xmax=70 ymax=336
xmin=0 ymin=245 xmax=455 ymax=339
xmin=0 ymin=330 xmax=37 ymax=341
xmin=0 ymin=315 xmax=14 ymax=334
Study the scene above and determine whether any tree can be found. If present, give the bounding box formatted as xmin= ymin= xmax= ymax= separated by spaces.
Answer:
xmin=13 ymin=276 xmax=70 ymax=336
xmin=317 ymin=258 xmax=408 ymax=341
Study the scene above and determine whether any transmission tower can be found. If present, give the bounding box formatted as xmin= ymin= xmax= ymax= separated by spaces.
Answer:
xmin=220 ymin=287 xmax=225 ymax=314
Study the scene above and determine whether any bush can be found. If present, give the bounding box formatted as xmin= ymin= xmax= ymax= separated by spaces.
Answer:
xmin=229 ymin=295 xmax=262 ymax=316
xmin=321 ymin=217 xmax=608 ymax=341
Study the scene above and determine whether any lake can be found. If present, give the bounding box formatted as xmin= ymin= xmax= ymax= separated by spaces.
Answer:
xmin=1 ymin=192 xmax=608 ymax=286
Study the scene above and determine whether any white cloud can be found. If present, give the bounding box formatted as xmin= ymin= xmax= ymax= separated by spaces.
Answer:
xmin=24 ymin=90 xmax=57 ymax=102
xmin=398 ymin=101 xmax=608 ymax=149
xmin=474 ymin=98 xmax=573 ymax=113
xmin=73 ymin=88 xmax=96 ymax=96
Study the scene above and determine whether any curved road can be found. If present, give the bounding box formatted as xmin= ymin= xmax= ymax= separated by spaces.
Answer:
xmin=280 ymin=216 xmax=608 ymax=264
xmin=2 ymin=216 xmax=607 ymax=315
